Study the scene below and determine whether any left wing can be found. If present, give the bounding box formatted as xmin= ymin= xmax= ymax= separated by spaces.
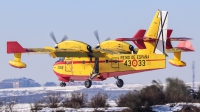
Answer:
xmin=7 ymin=41 xmax=118 ymax=58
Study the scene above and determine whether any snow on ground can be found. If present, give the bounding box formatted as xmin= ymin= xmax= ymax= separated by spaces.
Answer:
xmin=2 ymin=102 xmax=200 ymax=112
xmin=0 ymin=83 xmax=200 ymax=111
xmin=0 ymin=102 xmax=127 ymax=112
xmin=152 ymin=103 xmax=200 ymax=112
xmin=0 ymin=83 xmax=147 ymax=97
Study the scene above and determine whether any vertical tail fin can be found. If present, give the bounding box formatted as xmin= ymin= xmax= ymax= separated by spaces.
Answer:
xmin=137 ymin=10 xmax=168 ymax=54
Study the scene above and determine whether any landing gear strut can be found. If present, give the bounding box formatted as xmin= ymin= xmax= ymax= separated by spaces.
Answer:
xmin=84 ymin=57 xmax=99 ymax=88
xmin=60 ymin=82 xmax=66 ymax=87
xmin=115 ymin=76 xmax=124 ymax=88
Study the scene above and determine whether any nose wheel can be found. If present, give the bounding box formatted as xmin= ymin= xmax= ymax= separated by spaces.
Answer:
xmin=60 ymin=82 xmax=66 ymax=87
xmin=115 ymin=76 xmax=124 ymax=88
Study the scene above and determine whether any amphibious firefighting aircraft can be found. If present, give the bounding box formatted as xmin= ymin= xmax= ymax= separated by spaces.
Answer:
xmin=7 ymin=10 xmax=194 ymax=88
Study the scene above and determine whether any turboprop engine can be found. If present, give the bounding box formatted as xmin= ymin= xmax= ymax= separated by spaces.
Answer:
xmin=99 ymin=40 xmax=135 ymax=53
xmin=50 ymin=32 xmax=93 ymax=53
xmin=56 ymin=40 xmax=93 ymax=53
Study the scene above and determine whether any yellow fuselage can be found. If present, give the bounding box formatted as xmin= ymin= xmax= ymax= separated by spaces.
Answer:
xmin=53 ymin=54 xmax=166 ymax=81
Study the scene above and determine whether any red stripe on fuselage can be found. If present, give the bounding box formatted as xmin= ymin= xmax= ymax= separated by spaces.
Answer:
xmin=54 ymin=60 xmax=123 ymax=65
xmin=146 ymin=59 xmax=165 ymax=61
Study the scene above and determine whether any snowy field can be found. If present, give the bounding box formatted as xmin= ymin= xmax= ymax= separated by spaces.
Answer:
xmin=0 ymin=83 xmax=144 ymax=111
xmin=0 ymin=82 xmax=200 ymax=111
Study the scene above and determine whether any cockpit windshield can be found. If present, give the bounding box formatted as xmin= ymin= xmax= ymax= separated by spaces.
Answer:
xmin=56 ymin=57 xmax=65 ymax=62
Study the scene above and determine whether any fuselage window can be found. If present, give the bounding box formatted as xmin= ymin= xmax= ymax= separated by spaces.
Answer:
xmin=82 ymin=60 xmax=85 ymax=64
xmin=105 ymin=60 xmax=109 ymax=63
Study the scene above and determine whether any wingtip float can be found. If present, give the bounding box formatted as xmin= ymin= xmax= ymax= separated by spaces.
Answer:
xmin=6 ymin=10 xmax=195 ymax=88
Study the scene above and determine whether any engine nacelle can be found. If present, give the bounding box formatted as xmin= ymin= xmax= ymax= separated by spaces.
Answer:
xmin=99 ymin=40 xmax=134 ymax=53
xmin=57 ymin=40 xmax=92 ymax=52
xmin=9 ymin=53 xmax=26 ymax=68
xmin=169 ymin=52 xmax=186 ymax=67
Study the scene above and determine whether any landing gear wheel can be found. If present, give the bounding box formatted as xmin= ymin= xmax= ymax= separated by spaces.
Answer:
xmin=63 ymin=82 xmax=66 ymax=87
xmin=85 ymin=79 xmax=92 ymax=88
xmin=116 ymin=79 xmax=124 ymax=88
xmin=60 ymin=82 xmax=66 ymax=87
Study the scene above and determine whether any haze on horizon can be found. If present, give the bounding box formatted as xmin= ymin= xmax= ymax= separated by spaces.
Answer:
xmin=0 ymin=0 xmax=199 ymax=85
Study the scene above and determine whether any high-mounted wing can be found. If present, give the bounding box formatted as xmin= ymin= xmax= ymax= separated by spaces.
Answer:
xmin=7 ymin=41 xmax=118 ymax=58
xmin=7 ymin=41 xmax=120 ymax=68
xmin=53 ymin=48 xmax=119 ymax=57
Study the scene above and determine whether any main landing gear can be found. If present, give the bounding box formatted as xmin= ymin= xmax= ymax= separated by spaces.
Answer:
xmin=60 ymin=82 xmax=66 ymax=87
xmin=84 ymin=57 xmax=100 ymax=88
xmin=115 ymin=76 xmax=124 ymax=88
xmin=85 ymin=79 xmax=92 ymax=88
xmin=84 ymin=72 xmax=99 ymax=88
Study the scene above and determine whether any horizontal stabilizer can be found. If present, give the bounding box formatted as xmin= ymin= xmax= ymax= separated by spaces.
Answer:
xmin=116 ymin=37 xmax=191 ymax=42
xmin=133 ymin=29 xmax=146 ymax=39
xmin=7 ymin=41 xmax=26 ymax=54
xmin=133 ymin=29 xmax=146 ymax=49
xmin=166 ymin=29 xmax=173 ymax=49
xmin=116 ymin=29 xmax=192 ymax=50
xmin=169 ymin=37 xmax=192 ymax=41
xmin=177 ymin=40 xmax=194 ymax=51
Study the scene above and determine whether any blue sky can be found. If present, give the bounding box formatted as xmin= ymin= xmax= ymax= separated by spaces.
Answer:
xmin=0 ymin=0 xmax=199 ymax=85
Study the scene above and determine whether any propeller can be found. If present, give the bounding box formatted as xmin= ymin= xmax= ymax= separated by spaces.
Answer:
xmin=105 ymin=37 xmax=111 ymax=41
xmin=94 ymin=30 xmax=111 ymax=49
xmin=94 ymin=30 xmax=100 ymax=45
xmin=50 ymin=32 xmax=68 ymax=48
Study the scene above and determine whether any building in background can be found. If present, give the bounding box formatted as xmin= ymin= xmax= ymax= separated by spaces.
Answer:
xmin=0 ymin=77 xmax=41 ymax=89
xmin=44 ymin=82 xmax=57 ymax=87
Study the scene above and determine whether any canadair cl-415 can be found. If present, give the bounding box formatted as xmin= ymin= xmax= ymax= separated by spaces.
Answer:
xmin=7 ymin=10 xmax=194 ymax=88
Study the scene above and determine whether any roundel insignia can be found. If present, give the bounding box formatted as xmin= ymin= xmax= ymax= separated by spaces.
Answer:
xmin=132 ymin=59 xmax=138 ymax=67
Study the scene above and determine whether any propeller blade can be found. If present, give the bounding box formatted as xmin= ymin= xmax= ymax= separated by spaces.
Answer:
xmin=105 ymin=37 xmax=111 ymax=41
xmin=60 ymin=35 xmax=68 ymax=42
xmin=94 ymin=30 xmax=100 ymax=44
xmin=50 ymin=32 xmax=58 ymax=44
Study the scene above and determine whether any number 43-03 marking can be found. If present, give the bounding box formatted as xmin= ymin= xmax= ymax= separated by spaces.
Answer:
xmin=124 ymin=60 xmax=145 ymax=67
